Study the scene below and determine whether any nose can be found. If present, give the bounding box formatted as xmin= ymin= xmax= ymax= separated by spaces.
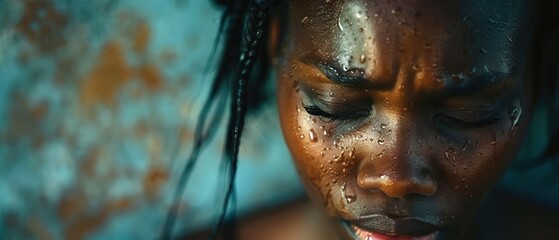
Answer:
xmin=357 ymin=159 xmax=438 ymax=198
xmin=357 ymin=127 xmax=438 ymax=199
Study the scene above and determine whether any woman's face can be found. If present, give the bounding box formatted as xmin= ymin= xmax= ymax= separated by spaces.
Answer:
xmin=276 ymin=0 xmax=534 ymax=239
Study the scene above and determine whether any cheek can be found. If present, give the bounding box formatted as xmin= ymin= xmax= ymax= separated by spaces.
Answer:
xmin=277 ymin=66 xmax=357 ymax=214
xmin=441 ymin=98 xmax=527 ymax=201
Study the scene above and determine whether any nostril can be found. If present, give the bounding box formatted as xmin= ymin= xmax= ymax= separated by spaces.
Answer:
xmin=357 ymin=171 xmax=438 ymax=198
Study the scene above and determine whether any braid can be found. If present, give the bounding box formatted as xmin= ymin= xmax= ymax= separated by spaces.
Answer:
xmin=211 ymin=1 xmax=270 ymax=239
xmin=161 ymin=0 xmax=273 ymax=239
xmin=160 ymin=0 xmax=248 ymax=239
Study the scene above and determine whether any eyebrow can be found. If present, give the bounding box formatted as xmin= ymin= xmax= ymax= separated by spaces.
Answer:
xmin=442 ymin=69 xmax=515 ymax=96
xmin=301 ymin=55 xmax=373 ymax=88
xmin=303 ymin=55 xmax=516 ymax=94
xmin=315 ymin=63 xmax=373 ymax=88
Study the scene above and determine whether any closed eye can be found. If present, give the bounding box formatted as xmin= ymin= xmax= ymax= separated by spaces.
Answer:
xmin=436 ymin=114 xmax=502 ymax=129
xmin=302 ymin=102 xmax=371 ymax=123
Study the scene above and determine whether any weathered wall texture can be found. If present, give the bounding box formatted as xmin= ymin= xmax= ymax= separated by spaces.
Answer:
xmin=0 ymin=0 xmax=302 ymax=239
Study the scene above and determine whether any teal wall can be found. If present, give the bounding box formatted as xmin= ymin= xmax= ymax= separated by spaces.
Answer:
xmin=0 ymin=0 xmax=302 ymax=238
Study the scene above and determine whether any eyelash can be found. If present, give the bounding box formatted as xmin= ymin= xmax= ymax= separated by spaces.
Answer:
xmin=441 ymin=114 xmax=503 ymax=129
xmin=302 ymin=103 xmax=370 ymax=123
xmin=305 ymin=105 xmax=501 ymax=130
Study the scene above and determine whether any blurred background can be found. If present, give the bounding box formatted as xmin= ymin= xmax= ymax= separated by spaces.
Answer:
xmin=0 ymin=0 xmax=302 ymax=239
xmin=1 ymin=0 xmax=558 ymax=239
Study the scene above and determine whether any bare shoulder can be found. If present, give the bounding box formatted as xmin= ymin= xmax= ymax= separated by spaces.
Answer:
xmin=186 ymin=198 xmax=334 ymax=240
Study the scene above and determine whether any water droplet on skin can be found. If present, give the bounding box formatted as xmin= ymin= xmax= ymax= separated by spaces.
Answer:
xmin=359 ymin=54 xmax=366 ymax=63
xmin=378 ymin=138 xmax=385 ymax=145
xmin=391 ymin=6 xmax=402 ymax=15
xmin=444 ymin=151 xmax=451 ymax=160
xmin=309 ymin=129 xmax=318 ymax=142
xmin=380 ymin=175 xmax=389 ymax=182
xmin=301 ymin=16 xmax=310 ymax=25
xmin=341 ymin=183 xmax=357 ymax=204
xmin=376 ymin=150 xmax=385 ymax=159
xmin=508 ymin=100 xmax=522 ymax=131
xmin=480 ymin=48 xmax=488 ymax=54
xmin=380 ymin=124 xmax=387 ymax=129
xmin=412 ymin=64 xmax=420 ymax=71
xmin=299 ymin=134 xmax=305 ymax=139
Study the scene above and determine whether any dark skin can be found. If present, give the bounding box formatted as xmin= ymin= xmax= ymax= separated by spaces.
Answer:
xmin=276 ymin=0 xmax=535 ymax=239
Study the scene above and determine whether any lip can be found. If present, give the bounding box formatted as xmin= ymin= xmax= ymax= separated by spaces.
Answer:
xmin=342 ymin=214 xmax=441 ymax=239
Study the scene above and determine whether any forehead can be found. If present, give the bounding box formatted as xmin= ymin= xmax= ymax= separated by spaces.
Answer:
xmin=287 ymin=0 xmax=534 ymax=89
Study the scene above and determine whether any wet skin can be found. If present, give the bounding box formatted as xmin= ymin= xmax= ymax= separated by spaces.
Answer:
xmin=276 ymin=0 xmax=535 ymax=239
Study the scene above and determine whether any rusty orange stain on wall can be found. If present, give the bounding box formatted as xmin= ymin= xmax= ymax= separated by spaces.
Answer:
xmin=5 ymin=93 xmax=49 ymax=149
xmin=143 ymin=167 xmax=168 ymax=199
xmin=137 ymin=64 xmax=164 ymax=90
xmin=57 ymin=193 xmax=87 ymax=223
xmin=133 ymin=22 xmax=150 ymax=53
xmin=80 ymin=42 xmax=132 ymax=107
xmin=27 ymin=216 xmax=55 ymax=240
xmin=79 ymin=20 xmax=164 ymax=108
xmin=16 ymin=0 xmax=68 ymax=53
xmin=80 ymin=148 xmax=102 ymax=178
xmin=64 ymin=198 xmax=133 ymax=240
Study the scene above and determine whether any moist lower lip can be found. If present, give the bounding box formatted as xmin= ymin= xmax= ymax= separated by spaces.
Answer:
xmin=343 ymin=221 xmax=439 ymax=240
xmin=351 ymin=224 xmax=438 ymax=240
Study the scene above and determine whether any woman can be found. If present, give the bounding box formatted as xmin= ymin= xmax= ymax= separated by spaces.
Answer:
xmin=167 ymin=0 xmax=559 ymax=239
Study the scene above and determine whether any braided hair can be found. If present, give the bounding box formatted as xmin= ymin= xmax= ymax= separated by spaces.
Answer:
xmin=160 ymin=0 xmax=276 ymax=239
